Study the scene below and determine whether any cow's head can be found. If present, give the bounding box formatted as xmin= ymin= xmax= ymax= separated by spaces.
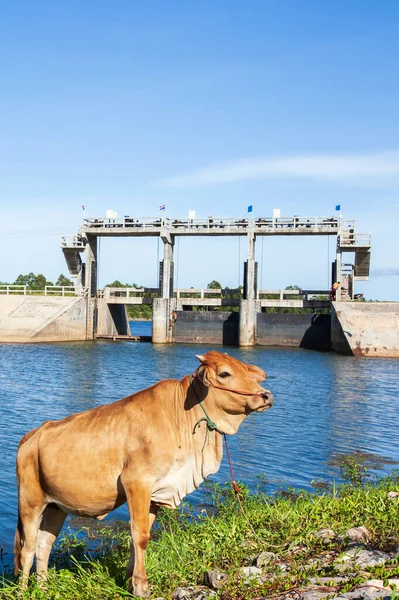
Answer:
xmin=194 ymin=351 xmax=273 ymax=415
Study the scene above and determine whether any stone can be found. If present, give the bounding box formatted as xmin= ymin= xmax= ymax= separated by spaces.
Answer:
xmin=312 ymin=528 xmax=336 ymax=542
xmin=174 ymin=589 xmax=194 ymax=600
xmin=307 ymin=576 xmax=345 ymax=585
xmin=387 ymin=491 xmax=399 ymax=500
xmin=255 ymin=551 xmax=276 ymax=568
xmin=193 ymin=590 xmax=216 ymax=600
xmin=300 ymin=592 xmax=335 ymax=600
xmin=174 ymin=587 xmax=216 ymax=600
xmin=279 ymin=562 xmax=290 ymax=573
xmin=239 ymin=566 xmax=263 ymax=581
xmin=341 ymin=579 xmax=394 ymax=600
xmin=338 ymin=526 xmax=370 ymax=545
xmin=340 ymin=546 xmax=391 ymax=568
xmin=204 ymin=570 xmax=229 ymax=590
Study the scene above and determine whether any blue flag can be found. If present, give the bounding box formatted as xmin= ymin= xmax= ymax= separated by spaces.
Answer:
xmin=248 ymin=205 xmax=253 ymax=213
xmin=335 ymin=204 xmax=341 ymax=211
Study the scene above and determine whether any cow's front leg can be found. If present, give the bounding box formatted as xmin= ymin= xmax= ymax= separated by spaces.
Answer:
xmin=122 ymin=478 xmax=153 ymax=598
xmin=126 ymin=502 xmax=159 ymax=582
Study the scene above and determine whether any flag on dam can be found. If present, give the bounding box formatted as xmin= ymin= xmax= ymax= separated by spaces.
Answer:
xmin=248 ymin=205 xmax=253 ymax=213
xmin=335 ymin=205 xmax=341 ymax=211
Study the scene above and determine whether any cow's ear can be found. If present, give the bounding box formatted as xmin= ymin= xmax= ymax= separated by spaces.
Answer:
xmin=247 ymin=364 xmax=267 ymax=382
xmin=196 ymin=365 xmax=211 ymax=387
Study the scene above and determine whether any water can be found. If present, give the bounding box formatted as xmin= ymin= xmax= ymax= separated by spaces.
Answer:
xmin=1 ymin=330 xmax=399 ymax=568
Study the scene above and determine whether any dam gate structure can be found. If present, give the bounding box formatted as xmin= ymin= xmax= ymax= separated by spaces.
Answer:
xmin=58 ymin=214 xmax=378 ymax=353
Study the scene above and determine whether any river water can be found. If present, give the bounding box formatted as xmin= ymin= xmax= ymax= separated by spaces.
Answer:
xmin=1 ymin=322 xmax=399 ymax=568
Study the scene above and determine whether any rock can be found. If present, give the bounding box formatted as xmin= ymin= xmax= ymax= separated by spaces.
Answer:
xmin=174 ymin=588 xmax=194 ymax=600
xmin=340 ymin=546 xmax=391 ymax=568
xmin=174 ymin=587 xmax=216 ymax=600
xmin=279 ymin=562 xmax=290 ymax=573
xmin=387 ymin=491 xmax=399 ymax=500
xmin=300 ymin=592 xmax=335 ymax=600
xmin=239 ymin=566 xmax=263 ymax=582
xmin=312 ymin=528 xmax=336 ymax=542
xmin=255 ymin=550 xmax=276 ymax=567
xmin=307 ymin=576 xmax=345 ymax=585
xmin=193 ymin=590 xmax=216 ymax=600
xmin=204 ymin=570 xmax=229 ymax=590
xmin=338 ymin=526 xmax=370 ymax=545
xmin=341 ymin=579 xmax=393 ymax=600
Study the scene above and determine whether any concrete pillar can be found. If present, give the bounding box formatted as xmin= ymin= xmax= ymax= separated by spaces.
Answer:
xmin=152 ymin=298 xmax=170 ymax=343
xmin=85 ymin=234 xmax=98 ymax=339
xmin=336 ymin=235 xmax=342 ymax=301
xmin=246 ymin=230 xmax=256 ymax=301
xmin=239 ymin=231 xmax=257 ymax=346
xmin=160 ymin=237 xmax=174 ymax=299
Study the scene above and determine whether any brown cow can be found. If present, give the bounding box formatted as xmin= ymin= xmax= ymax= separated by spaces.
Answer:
xmin=14 ymin=351 xmax=273 ymax=597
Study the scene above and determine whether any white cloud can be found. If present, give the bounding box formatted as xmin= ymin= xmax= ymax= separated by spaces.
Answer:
xmin=157 ymin=151 xmax=399 ymax=188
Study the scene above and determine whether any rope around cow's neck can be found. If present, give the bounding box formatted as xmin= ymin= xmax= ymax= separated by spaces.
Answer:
xmin=190 ymin=374 xmax=224 ymax=442
xmin=189 ymin=372 xmax=268 ymax=540
xmin=189 ymin=374 xmax=240 ymax=493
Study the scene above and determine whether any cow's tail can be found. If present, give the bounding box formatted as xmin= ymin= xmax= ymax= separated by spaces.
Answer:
xmin=13 ymin=511 xmax=23 ymax=577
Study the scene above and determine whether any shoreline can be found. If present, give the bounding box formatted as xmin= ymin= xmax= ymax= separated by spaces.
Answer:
xmin=128 ymin=318 xmax=151 ymax=322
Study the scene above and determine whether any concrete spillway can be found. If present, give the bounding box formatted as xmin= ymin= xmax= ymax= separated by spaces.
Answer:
xmin=0 ymin=296 xmax=87 ymax=343
xmin=332 ymin=301 xmax=399 ymax=358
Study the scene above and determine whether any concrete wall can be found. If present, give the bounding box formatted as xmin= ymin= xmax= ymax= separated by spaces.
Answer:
xmin=0 ymin=296 xmax=87 ymax=342
xmin=257 ymin=313 xmax=331 ymax=350
xmin=332 ymin=301 xmax=399 ymax=357
xmin=97 ymin=299 xmax=128 ymax=336
xmin=172 ymin=310 xmax=239 ymax=345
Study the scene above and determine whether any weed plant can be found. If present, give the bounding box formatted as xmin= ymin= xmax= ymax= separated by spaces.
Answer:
xmin=2 ymin=470 xmax=399 ymax=599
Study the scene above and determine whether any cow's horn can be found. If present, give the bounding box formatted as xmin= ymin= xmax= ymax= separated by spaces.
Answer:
xmin=195 ymin=354 xmax=205 ymax=363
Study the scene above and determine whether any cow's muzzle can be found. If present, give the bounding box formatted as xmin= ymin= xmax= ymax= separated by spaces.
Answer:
xmin=258 ymin=390 xmax=273 ymax=411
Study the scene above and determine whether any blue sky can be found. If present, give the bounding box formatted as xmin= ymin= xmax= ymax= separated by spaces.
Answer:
xmin=1 ymin=1 xmax=398 ymax=299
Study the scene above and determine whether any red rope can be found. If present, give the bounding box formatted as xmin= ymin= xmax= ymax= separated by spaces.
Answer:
xmin=223 ymin=433 xmax=242 ymax=494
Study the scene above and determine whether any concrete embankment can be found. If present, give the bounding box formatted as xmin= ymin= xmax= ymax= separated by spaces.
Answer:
xmin=332 ymin=301 xmax=399 ymax=357
xmin=0 ymin=296 xmax=87 ymax=343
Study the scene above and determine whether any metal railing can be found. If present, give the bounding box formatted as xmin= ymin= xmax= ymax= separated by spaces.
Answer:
xmin=100 ymin=287 xmax=330 ymax=301
xmin=340 ymin=232 xmax=371 ymax=247
xmin=102 ymin=287 xmax=159 ymax=300
xmin=80 ymin=215 xmax=345 ymax=233
xmin=0 ymin=285 xmax=78 ymax=296
xmin=257 ymin=289 xmax=330 ymax=301
xmin=60 ymin=236 xmax=85 ymax=248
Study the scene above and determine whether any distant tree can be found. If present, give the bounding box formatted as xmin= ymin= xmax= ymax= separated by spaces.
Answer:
xmin=32 ymin=274 xmax=53 ymax=289
xmin=105 ymin=280 xmax=132 ymax=288
xmin=14 ymin=272 xmax=53 ymax=289
xmin=56 ymin=274 xmax=73 ymax=287
xmin=285 ymin=285 xmax=302 ymax=290
xmin=207 ymin=280 xmax=222 ymax=289
xmin=14 ymin=272 xmax=36 ymax=288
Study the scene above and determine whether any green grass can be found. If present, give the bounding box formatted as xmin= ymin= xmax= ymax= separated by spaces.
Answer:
xmin=2 ymin=473 xmax=399 ymax=599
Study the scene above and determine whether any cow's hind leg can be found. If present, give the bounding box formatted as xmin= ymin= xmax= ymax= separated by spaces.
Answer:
xmin=36 ymin=504 xmax=67 ymax=583
xmin=122 ymin=479 xmax=152 ymax=598
xmin=126 ymin=502 xmax=159 ymax=581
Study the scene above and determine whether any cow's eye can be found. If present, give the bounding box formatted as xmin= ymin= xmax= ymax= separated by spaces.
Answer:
xmin=219 ymin=371 xmax=230 ymax=378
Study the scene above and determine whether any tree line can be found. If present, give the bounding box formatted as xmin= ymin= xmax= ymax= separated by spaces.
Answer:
xmin=0 ymin=272 xmax=74 ymax=289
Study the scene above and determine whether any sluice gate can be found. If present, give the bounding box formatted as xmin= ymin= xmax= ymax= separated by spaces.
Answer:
xmin=60 ymin=214 xmax=372 ymax=350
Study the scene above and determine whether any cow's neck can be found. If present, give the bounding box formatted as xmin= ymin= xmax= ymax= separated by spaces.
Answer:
xmin=185 ymin=376 xmax=247 ymax=436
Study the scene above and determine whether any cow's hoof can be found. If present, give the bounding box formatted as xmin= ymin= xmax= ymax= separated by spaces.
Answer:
xmin=131 ymin=576 xmax=150 ymax=598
